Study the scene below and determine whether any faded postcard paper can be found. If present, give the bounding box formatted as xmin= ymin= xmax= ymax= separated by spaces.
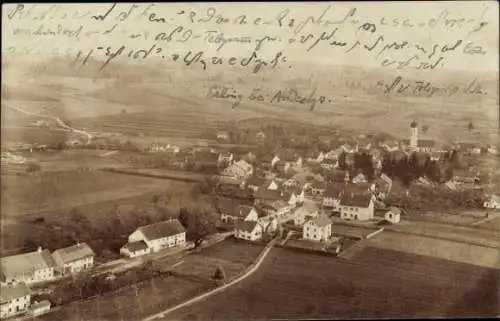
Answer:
xmin=1 ymin=1 xmax=499 ymax=320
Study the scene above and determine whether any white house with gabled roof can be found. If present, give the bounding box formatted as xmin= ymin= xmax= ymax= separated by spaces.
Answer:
xmin=303 ymin=216 xmax=332 ymax=242
xmin=127 ymin=219 xmax=186 ymax=253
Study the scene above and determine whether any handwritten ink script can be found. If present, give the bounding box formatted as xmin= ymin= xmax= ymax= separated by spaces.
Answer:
xmin=2 ymin=2 xmax=498 ymax=110
xmin=3 ymin=3 xmax=497 ymax=72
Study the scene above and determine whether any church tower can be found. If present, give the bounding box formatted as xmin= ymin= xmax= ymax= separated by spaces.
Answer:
xmin=410 ymin=120 xmax=418 ymax=150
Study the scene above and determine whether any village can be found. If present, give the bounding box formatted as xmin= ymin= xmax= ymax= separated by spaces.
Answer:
xmin=1 ymin=116 xmax=499 ymax=320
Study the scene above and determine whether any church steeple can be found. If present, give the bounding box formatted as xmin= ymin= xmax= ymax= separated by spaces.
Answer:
xmin=410 ymin=120 xmax=418 ymax=150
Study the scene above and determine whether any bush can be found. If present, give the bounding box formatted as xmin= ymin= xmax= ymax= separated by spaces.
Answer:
xmin=212 ymin=264 xmax=226 ymax=281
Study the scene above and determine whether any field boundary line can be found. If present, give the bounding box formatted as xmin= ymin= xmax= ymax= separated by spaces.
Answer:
xmin=142 ymin=238 xmax=277 ymax=321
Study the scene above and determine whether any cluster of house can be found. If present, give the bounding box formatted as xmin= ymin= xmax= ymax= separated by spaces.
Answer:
xmin=0 ymin=218 xmax=188 ymax=319
xmin=214 ymin=165 xmax=402 ymax=243
xmin=0 ymin=242 xmax=94 ymax=319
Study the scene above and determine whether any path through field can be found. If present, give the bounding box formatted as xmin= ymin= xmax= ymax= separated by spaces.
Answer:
xmin=3 ymin=103 xmax=93 ymax=143
xmin=143 ymin=238 xmax=278 ymax=321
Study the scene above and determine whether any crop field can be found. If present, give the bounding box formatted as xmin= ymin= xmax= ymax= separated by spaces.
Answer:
xmin=366 ymin=231 xmax=499 ymax=269
xmin=166 ymin=247 xmax=499 ymax=321
xmin=386 ymin=220 xmax=499 ymax=248
xmin=0 ymin=170 xmax=190 ymax=217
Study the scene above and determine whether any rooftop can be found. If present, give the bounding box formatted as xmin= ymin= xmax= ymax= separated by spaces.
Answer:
xmin=136 ymin=219 xmax=185 ymax=241
xmin=310 ymin=215 xmax=331 ymax=227
xmin=122 ymin=241 xmax=149 ymax=253
xmin=324 ymin=183 xmax=344 ymax=198
xmin=388 ymin=206 xmax=402 ymax=215
xmin=235 ymin=220 xmax=258 ymax=233
xmin=1 ymin=249 xmax=56 ymax=280
xmin=340 ymin=193 xmax=373 ymax=207
xmin=52 ymin=243 xmax=94 ymax=264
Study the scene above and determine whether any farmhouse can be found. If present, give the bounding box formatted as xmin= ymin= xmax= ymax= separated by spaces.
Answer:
xmin=261 ymin=155 xmax=280 ymax=169
xmin=0 ymin=248 xmax=56 ymax=285
xmin=370 ymin=174 xmax=392 ymax=198
xmin=52 ymin=242 xmax=95 ymax=275
xmin=457 ymin=142 xmax=482 ymax=154
xmin=254 ymin=188 xmax=282 ymax=203
xmin=267 ymin=200 xmax=293 ymax=217
xmin=483 ymin=194 xmax=500 ymax=209
xmin=450 ymin=170 xmax=480 ymax=185
xmin=261 ymin=179 xmax=280 ymax=191
xmin=245 ymin=175 xmax=266 ymax=191
xmin=120 ymin=241 xmax=151 ymax=258
xmin=293 ymin=201 xmax=319 ymax=226
xmin=218 ymin=152 xmax=234 ymax=164
xmin=340 ymin=194 xmax=375 ymax=221
xmin=381 ymin=141 xmax=401 ymax=152
xmin=234 ymin=221 xmax=263 ymax=241
xmin=302 ymin=216 xmax=332 ymax=242
xmin=320 ymin=158 xmax=337 ymax=170
xmin=220 ymin=204 xmax=259 ymax=224
xmin=128 ymin=219 xmax=186 ymax=253
xmin=307 ymin=151 xmax=326 ymax=163
xmin=323 ymin=183 xmax=343 ymax=211
xmin=282 ymin=188 xmax=305 ymax=206
xmin=277 ymin=150 xmax=303 ymax=168
xmin=353 ymin=173 xmax=367 ymax=184
xmin=0 ymin=282 xmax=31 ymax=319
xmin=307 ymin=180 xmax=327 ymax=197
xmin=324 ymin=147 xmax=343 ymax=160
xmin=275 ymin=161 xmax=292 ymax=174
xmin=385 ymin=207 xmax=401 ymax=224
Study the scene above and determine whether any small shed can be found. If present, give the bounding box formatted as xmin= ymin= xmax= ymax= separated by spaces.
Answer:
xmin=385 ymin=207 xmax=401 ymax=224
xmin=29 ymin=300 xmax=51 ymax=317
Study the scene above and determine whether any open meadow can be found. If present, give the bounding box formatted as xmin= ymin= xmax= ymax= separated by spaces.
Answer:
xmin=165 ymin=246 xmax=499 ymax=321
xmin=365 ymin=230 xmax=499 ymax=269
xmin=0 ymin=170 xmax=184 ymax=217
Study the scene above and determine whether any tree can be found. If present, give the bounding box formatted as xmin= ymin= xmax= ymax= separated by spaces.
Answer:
xmin=178 ymin=207 xmax=190 ymax=229
xmin=468 ymin=121 xmax=474 ymax=132
xmin=212 ymin=264 xmax=226 ymax=281
xmin=337 ymin=151 xmax=348 ymax=170
xmin=181 ymin=206 xmax=217 ymax=248
xmin=421 ymin=125 xmax=429 ymax=133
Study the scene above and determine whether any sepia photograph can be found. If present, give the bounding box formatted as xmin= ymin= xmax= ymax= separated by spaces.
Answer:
xmin=1 ymin=1 xmax=499 ymax=320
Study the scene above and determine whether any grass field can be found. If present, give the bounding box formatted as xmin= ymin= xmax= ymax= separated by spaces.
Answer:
xmin=35 ymin=238 xmax=266 ymax=321
xmin=0 ymin=170 xmax=183 ymax=217
xmin=165 ymin=247 xmax=499 ymax=320
xmin=366 ymin=231 xmax=499 ymax=269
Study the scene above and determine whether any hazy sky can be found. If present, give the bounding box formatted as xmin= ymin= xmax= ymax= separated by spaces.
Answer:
xmin=2 ymin=2 xmax=499 ymax=72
